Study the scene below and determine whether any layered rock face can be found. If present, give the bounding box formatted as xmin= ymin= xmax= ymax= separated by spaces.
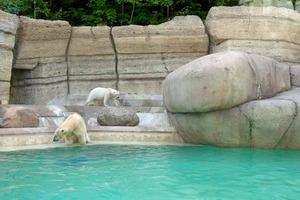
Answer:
xmin=163 ymin=51 xmax=300 ymax=149
xmin=63 ymin=16 xmax=209 ymax=98
xmin=0 ymin=11 xmax=19 ymax=101
xmin=112 ymin=15 xmax=209 ymax=95
xmin=11 ymin=16 xmax=71 ymax=104
xmin=239 ymin=0 xmax=294 ymax=9
xmin=205 ymin=6 xmax=300 ymax=66
xmin=67 ymin=26 xmax=116 ymax=94
xmin=9 ymin=15 xmax=208 ymax=104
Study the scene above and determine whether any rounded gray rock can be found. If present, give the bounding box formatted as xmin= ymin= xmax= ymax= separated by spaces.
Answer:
xmin=97 ymin=107 xmax=139 ymax=126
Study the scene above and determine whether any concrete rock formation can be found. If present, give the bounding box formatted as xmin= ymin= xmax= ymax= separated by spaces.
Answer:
xmin=9 ymin=15 xmax=208 ymax=104
xmin=0 ymin=107 xmax=39 ymax=128
xmin=97 ymin=106 xmax=139 ymax=126
xmin=163 ymin=51 xmax=300 ymax=149
xmin=67 ymin=26 xmax=116 ymax=94
xmin=163 ymin=51 xmax=290 ymax=113
xmin=112 ymin=15 xmax=209 ymax=95
xmin=0 ymin=10 xmax=19 ymax=102
xmin=296 ymin=0 xmax=300 ymax=12
xmin=205 ymin=6 xmax=300 ymax=66
xmin=12 ymin=16 xmax=71 ymax=104
xmin=239 ymin=0 xmax=294 ymax=9
xmin=290 ymin=65 xmax=300 ymax=86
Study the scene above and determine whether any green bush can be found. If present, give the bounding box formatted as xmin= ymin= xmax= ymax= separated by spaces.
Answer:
xmin=0 ymin=0 xmax=240 ymax=26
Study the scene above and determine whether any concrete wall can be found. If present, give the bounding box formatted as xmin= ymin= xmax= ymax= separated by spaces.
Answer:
xmin=205 ymin=6 xmax=300 ymax=66
xmin=0 ymin=10 xmax=19 ymax=102
xmin=10 ymin=15 xmax=209 ymax=104
xmin=296 ymin=0 xmax=300 ymax=12
xmin=239 ymin=0 xmax=294 ymax=9
xmin=11 ymin=17 xmax=71 ymax=104
xmin=1 ymin=5 xmax=300 ymax=105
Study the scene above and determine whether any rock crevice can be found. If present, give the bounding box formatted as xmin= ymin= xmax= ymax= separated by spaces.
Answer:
xmin=109 ymin=27 xmax=119 ymax=91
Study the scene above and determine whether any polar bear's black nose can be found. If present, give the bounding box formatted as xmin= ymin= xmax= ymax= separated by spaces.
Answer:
xmin=53 ymin=136 xmax=59 ymax=142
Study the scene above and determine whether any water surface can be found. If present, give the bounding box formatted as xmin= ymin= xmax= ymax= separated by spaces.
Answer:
xmin=0 ymin=145 xmax=299 ymax=200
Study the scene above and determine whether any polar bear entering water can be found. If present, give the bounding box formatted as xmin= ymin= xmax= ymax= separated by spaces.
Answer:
xmin=53 ymin=113 xmax=90 ymax=145
xmin=85 ymin=87 xmax=120 ymax=106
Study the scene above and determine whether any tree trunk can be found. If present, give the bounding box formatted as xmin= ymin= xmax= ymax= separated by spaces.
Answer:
xmin=167 ymin=6 xmax=169 ymax=18
xmin=129 ymin=0 xmax=136 ymax=24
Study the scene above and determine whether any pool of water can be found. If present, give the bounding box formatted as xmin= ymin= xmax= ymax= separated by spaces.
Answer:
xmin=0 ymin=144 xmax=300 ymax=200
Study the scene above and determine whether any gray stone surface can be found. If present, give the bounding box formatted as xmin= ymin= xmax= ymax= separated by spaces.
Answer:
xmin=163 ymin=50 xmax=300 ymax=149
xmin=113 ymin=15 xmax=209 ymax=95
xmin=0 ymin=10 xmax=19 ymax=101
xmin=47 ymin=94 xmax=163 ymax=107
xmin=297 ymin=0 xmax=300 ymax=12
xmin=205 ymin=6 xmax=300 ymax=65
xmin=239 ymin=0 xmax=294 ymax=9
xmin=290 ymin=65 xmax=300 ymax=86
xmin=67 ymin=26 xmax=116 ymax=94
xmin=240 ymin=99 xmax=296 ymax=148
xmin=168 ymin=107 xmax=250 ymax=147
xmin=97 ymin=106 xmax=139 ymax=126
xmin=273 ymin=90 xmax=300 ymax=149
xmin=167 ymin=89 xmax=300 ymax=149
xmin=14 ymin=16 xmax=71 ymax=69
xmin=7 ymin=14 xmax=208 ymax=104
xmin=137 ymin=112 xmax=171 ymax=127
xmin=163 ymin=51 xmax=290 ymax=113
xmin=12 ymin=16 xmax=71 ymax=104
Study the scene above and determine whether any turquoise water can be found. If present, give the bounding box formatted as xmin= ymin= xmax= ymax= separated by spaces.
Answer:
xmin=1 ymin=145 xmax=300 ymax=200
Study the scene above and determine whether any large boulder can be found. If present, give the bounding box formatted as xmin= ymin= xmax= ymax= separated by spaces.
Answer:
xmin=168 ymin=107 xmax=251 ymax=147
xmin=163 ymin=52 xmax=300 ymax=149
xmin=167 ymin=92 xmax=299 ymax=149
xmin=272 ymin=90 xmax=300 ymax=149
xmin=163 ymin=51 xmax=290 ymax=113
xmin=205 ymin=6 xmax=300 ymax=65
xmin=0 ymin=107 xmax=39 ymax=128
xmin=97 ymin=107 xmax=139 ymax=126
xmin=240 ymin=99 xmax=296 ymax=149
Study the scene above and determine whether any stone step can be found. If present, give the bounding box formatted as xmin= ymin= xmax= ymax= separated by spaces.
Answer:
xmin=0 ymin=95 xmax=177 ymax=149
xmin=0 ymin=105 xmax=166 ymax=118
xmin=0 ymin=126 xmax=183 ymax=150
xmin=47 ymin=94 xmax=164 ymax=107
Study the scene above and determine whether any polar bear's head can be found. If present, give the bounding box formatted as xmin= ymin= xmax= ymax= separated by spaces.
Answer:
xmin=109 ymin=88 xmax=120 ymax=99
xmin=53 ymin=128 xmax=70 ymax=142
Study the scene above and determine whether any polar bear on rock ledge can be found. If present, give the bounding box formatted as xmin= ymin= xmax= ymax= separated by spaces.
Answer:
xmin=53 ymin=113 xmax=90 ymax=145
xmin=85 ymin=87 xmax=120 ymax=106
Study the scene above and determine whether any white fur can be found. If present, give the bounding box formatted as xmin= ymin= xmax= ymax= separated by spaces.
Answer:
xmin=85 ymin=87 xmax=119 ymax=106
xmin=53 ymin=113 xmax=90 ymax=145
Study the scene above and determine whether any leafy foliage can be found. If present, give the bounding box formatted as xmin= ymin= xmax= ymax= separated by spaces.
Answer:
xmin=0 ymin=0 xmax=239 ymax=26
